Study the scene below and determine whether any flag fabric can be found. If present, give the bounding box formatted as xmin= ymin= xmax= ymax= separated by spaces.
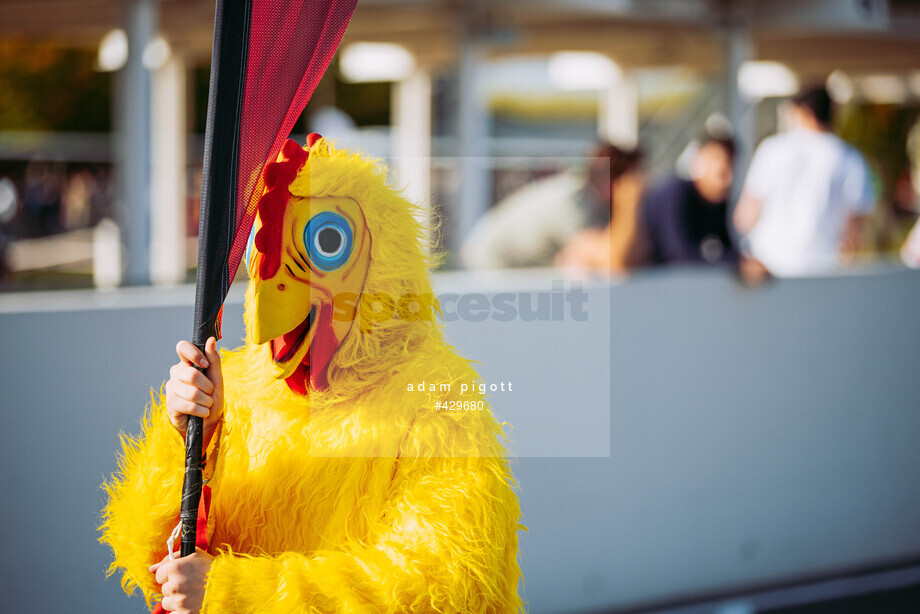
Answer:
xmin=194 ymin=0 xmax=357 ymax=346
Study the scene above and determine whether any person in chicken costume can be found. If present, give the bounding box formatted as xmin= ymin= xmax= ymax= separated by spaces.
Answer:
xmin=100 ymin=135 xmax=524 ymax=613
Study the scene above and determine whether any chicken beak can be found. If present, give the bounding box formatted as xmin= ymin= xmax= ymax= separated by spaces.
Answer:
xmin=249 ymin=275 xmax=318 ymax=346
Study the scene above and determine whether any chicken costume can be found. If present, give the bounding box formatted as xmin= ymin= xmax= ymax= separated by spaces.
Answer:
xmin=100 ymin=136 xmax=524 ymax=613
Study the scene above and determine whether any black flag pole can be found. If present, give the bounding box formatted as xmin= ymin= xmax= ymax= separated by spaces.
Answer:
xmin=177 ymin=0 xmax=357 ymax=558
xmin=181 ymin=0 xmax=250 ymax=558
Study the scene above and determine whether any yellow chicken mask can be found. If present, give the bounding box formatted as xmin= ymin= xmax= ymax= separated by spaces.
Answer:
xmin=244 ymin=136 xmax=377 ymax=394
xmin=237 ymin=133 xmax=443 ymax=403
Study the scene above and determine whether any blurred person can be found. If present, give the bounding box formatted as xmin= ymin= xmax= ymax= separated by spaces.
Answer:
xmin=733 ymin=86 xmax=875 ymax=277
xmin=460 ymin=142 xmax=640 ymax=269
xmin=642 ymin=133 xmax=738 ymax=266
xmin=61 ymin=169 xmax=96 ymax=230
xmin=554 ymin=150 xmax=644 ymax=274
xmin=638 ymin=132 xmax=769 ymax=284
xmin=22 ymin=159 xmax=65 ymax=237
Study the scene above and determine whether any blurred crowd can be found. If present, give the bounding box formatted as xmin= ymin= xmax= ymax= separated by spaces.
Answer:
xmin=2 ymin=85 xmax=919 ymax=287
xmin=462 ymin=85 xmax=920 ymax=282
xmin=0 ymin=161 xmax=115 ymax=280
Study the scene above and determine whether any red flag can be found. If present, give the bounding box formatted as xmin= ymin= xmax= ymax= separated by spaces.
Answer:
xmin=230 ymin=0 xmax=358 ymax=289
xmin=194 ymin=0 xmax=357 ymax=345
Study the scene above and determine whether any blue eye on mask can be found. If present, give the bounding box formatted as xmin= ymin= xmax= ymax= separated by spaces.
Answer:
xmin=304 ymin=212 xmax=353 ymax=271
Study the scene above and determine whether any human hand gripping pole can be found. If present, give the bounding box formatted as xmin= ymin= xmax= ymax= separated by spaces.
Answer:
xmin=163 ymin=336 xmax=222 ymax=571
xmin=169 ymin=336 xmax=220 ymax=559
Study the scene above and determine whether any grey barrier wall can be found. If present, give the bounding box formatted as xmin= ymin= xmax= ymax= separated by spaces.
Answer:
xmin=0 ymin=267 xmax=918 ymax=612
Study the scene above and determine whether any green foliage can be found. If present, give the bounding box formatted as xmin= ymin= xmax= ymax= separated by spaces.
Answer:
xmin=0 ymin=41 xmax=111 ymax=132
xmin=837 ymin=103 xmax=919 ymax=202
xmin=334 ymin=79 xmax=391 ymax=127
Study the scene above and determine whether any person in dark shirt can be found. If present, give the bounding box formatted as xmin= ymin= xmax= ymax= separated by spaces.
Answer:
xmin=642 ymin=134 xmax=738 ymax=266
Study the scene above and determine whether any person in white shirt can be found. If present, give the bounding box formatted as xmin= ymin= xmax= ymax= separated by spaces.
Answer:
xmin=734 ymin=86 xmax=876 ymax=277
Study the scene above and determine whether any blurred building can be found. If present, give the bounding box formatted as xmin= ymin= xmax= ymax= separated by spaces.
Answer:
xmin=1 ymin=0 xmax=919 ymax=286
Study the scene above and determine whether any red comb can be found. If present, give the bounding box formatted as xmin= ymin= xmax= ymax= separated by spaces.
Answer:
xmin=253 ymin=136 xmax=319 ymax=279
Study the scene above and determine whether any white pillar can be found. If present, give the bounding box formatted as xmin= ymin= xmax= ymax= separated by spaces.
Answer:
xmin=455 ymin=35 xmax=489 ymax=253
xmin=598 ymin=75 xmax=639 ymax=149
xmin=391 ymin=68 xmax=432 ymax=230
xmin=150 ymin=51 xmax=187 ymax=286
xmin=114 ymin=0 xmax=156 ymax=286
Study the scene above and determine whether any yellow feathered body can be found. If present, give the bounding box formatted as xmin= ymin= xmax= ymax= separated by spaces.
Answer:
xmin=100 ymin=139 xmax=524 ymax=613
